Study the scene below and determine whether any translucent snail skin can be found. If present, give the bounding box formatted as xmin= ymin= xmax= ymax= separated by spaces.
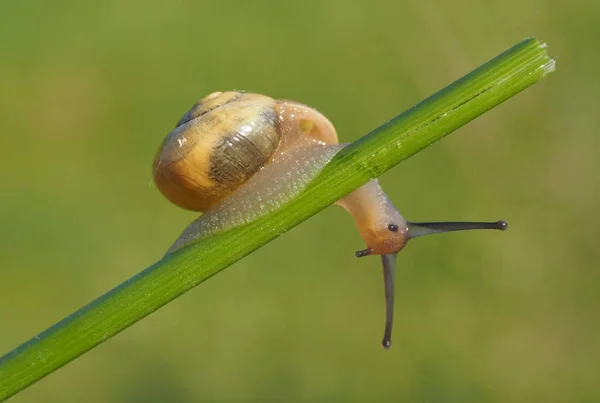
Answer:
xmin=153 ymin=91 xmax=507 ymax=348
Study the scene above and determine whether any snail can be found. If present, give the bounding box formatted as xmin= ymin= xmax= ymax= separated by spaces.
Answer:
xmin=153 ymin=91 xmax=507 ymax=348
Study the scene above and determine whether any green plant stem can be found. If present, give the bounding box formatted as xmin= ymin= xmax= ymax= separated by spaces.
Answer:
xmin=0 ymin=38 xmax=554 ymax=401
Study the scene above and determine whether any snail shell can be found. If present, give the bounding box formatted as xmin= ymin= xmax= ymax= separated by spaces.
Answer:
xmin=153 ymin=91 xmax=338 ymax=212
xmin=153 ymin=91 xmax=342 ymax=252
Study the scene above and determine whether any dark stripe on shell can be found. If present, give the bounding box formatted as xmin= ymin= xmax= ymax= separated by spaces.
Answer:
xmin=208 ymin=108 xmax=280 ymax=188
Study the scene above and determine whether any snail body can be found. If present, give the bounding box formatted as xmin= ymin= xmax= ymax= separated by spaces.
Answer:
xmin=164 ymin=140 xmax=343 ymax=254
xmin=153 ymin=91 xmax=507 ymax=348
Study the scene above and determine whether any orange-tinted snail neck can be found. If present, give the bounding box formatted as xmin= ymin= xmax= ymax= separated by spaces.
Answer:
xmin=336 ymin=178 xmax=409 ymax=257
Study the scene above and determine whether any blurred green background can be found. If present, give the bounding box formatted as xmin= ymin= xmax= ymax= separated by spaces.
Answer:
xmin=1 ymin=0 xmax=598 ymax=402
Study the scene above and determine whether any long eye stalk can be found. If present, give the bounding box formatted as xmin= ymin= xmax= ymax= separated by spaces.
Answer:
xmin=381 ymin=254 xmax=396 ymax=349
xmin=408 ymin=220 xmax=507 ymax=238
